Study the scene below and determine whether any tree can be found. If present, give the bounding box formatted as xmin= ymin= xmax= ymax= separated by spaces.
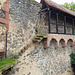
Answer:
xmin=61 ymin=2 xmax=75 ymax=12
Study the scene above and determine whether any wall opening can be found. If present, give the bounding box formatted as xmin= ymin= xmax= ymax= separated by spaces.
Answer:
xmin=59 ymin=39 xmax=66 ymax=48
xmin=50 ymin=38 xmax=58 ymax=49
xmin=67 ymin=39 xmax=73 ymax=47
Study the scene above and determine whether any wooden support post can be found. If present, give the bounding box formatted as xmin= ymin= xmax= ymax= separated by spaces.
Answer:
xmin=56 ymin=13 xmax=58 ymax=33
xmin=72 ymin=19 xmax=74 ymax=35
xmin=48 ymin=8 xmax=51 ymax=34
xmin=64 ymin=16 xmax=66 ymax=34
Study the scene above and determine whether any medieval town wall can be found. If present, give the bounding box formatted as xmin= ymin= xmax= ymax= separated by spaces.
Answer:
xmin=7 ymin=0 xmax=41 ymax=56
xmin=0 ymin=0 xmax=75 ymax=75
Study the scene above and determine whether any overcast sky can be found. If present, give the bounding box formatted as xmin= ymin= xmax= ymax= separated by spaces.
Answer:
xmin=35 ymin=0 xmax=75 ymax=4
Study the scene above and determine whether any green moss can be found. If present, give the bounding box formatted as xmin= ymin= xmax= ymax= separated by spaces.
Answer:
xmin=35 ymin=37 xmax=40 ymax=38
xmin=33 ymin=39 xmax=40 ymax=41
xmin=0 ymin=59 xmax=16 ymax=68
xmin=33 ymin=34 xmax=47 ymax=42
xmin=36 ymin=34 xmax=45 ymax=37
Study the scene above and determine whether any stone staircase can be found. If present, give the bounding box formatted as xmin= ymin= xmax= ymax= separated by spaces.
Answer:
xmin=33 ymin=34 xmax=47 ymax=43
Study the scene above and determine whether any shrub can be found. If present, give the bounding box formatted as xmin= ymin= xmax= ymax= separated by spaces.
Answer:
xmin=70 ymin=53 xmax=75 ymax=73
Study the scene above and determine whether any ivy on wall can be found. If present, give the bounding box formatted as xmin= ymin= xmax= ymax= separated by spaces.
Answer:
xmin=70 ymin=53 xmax=75 ymax=73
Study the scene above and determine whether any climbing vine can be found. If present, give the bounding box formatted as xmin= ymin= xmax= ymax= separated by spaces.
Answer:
xmin=70 ymin=53 xmax=75 ymax=73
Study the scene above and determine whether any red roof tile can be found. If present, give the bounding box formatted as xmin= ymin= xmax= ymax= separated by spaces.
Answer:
xmin=44 ymin=0 xmax=75 ymax=16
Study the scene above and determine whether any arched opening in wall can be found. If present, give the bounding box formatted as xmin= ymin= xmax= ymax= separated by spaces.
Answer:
xmin=50 ymin=38 xmax=58 ymax=49
xmin=59 ymin=39 xmax=66 ymax=48
xmin=67 ymin=39 xmax=74 ymax=47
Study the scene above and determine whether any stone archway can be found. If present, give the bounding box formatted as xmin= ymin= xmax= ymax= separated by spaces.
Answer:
xmin=67 ymin=39 xmax=74 ymax=47
xmin=50 ymin=38 xmax=58 ymax=49
xmin=59 ymin=39 xmax=66 ymax=48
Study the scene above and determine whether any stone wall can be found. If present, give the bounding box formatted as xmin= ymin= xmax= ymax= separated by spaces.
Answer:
xmin=7 ymin=0 xmax=42 ymax=56
xmin=0 ymin=0 xmax=6 ymax=18
xmin=38 ymin=11 xmax=74 ymax=34
xmin=0 ymin=0 xmax=6 ymax=51
xmin=0 ymin=0 xmax=74 ymax=74
xmin=47 ymin=34 xmax=75 ymax=48
xmin=0 ymin=0 xmax=9 ymax=60
xmin=10 ymin=41 xmax=74 ymax=75
xmin=38 ymin=11 xmax=49 ymax=34
xmin=0 ymin=23 xmax=6 ymax=50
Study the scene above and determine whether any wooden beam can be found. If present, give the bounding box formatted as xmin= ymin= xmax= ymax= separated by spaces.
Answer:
xmin=64 ymin=16 xmax=66 ymax=34
xmin=72 ymin=19 xmax=74 ymax=34
xmin=56 ymin=13 xmax=58 ymax=33
xmin=48 ymin=8 xmax=51 ymax=33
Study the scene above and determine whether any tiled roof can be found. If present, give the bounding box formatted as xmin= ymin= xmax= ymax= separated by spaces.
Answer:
xmin=44 ymin=0 xmax=75 ymax=16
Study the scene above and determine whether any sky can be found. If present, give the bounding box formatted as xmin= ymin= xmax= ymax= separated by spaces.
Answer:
xmin=35 ymin=0 xmax=75 ymax=4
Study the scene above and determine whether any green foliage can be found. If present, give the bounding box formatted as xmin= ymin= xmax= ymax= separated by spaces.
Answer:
xmin=70 ymin=53 xmax=75 ymax=64
xmin=0 ymin=59 xmax=16 ymax=68
xmin=36 ymin=34 xmax=45 ymax=37
xmin=70 ymin=53 xmax=75 ymax=73
xmin=61 ymin=2 xmax=75 ymax=11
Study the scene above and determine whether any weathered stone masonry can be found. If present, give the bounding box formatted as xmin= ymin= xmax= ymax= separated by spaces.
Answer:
xmin=8 ymin=0 xmax=75 ymax=75
xmin=0 ymin=0 xmax=9 ymax=59
xmin=0 ymin=0 xmax=75 ymax=75
xmin=7 ymin=0 xmax=42 ymax=56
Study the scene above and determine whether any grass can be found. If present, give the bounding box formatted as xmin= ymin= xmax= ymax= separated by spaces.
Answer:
xmin=0 ymin=59 xmax=16 ymax=68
